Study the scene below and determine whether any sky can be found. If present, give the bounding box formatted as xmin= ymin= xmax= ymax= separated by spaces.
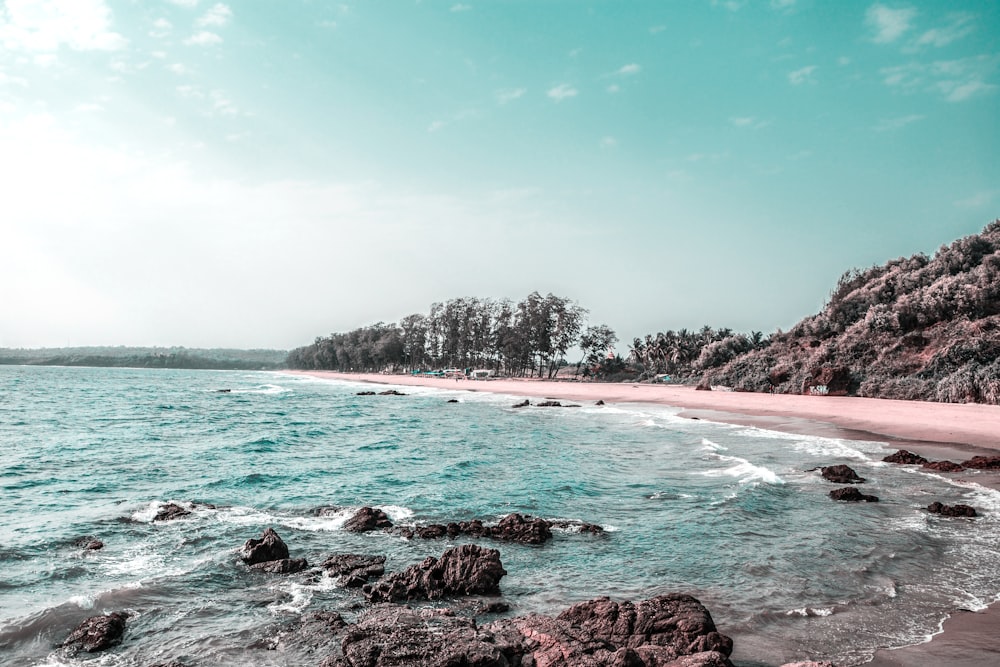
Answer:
xmin=1 ymin=0 xmax=998 ymax=351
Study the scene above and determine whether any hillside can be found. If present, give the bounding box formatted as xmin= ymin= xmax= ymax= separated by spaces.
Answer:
xmin=702 ymin=220 xmax=1000 ymax=404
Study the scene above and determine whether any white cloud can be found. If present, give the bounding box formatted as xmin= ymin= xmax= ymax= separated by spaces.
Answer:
xmin=600 ymin=136 xmax=617 ymax=148
xmin=866 ymin=3 xmax=916 ymax=44
xmin=547 ymin=83 xmax=578 ymax=101
xmin=167 ymin=0 xmax=200 ymax=7
xmin=915 ymin=13 xmax=974 ymax=48
xmin=196 ymin=3 xmax=232 ymax=28
xmin=150 ymin=18 xmax=172 ymax=38
xmin=616 ymin=63 xmax=641 ymax=76
xmin=730 ymin=116 xmax=755 ymax=127
xmin=184 ymin=31 xmax=222 ymax=46
xmin=838 ymin=56 xmax=851 ymax=66
xmin=606 ymin=84 xmax=620 ymax=94
xmin=0 ymin=0 xmax=127 ymax=53
xmin=873 ymin=114 xmax=924 ymax=131
xmin=495 ymin=88 xmax=526 ymax=104
xmin=649 ymin=25 xmax=666 ymax=35
xmin=211 ymin=90 xmax=237 ymax=115
xmin=880 ymin=56 xmax=998 ymax=102
xmin=450 ymin=3 xmax=471 ymax=11
xmin=73 ymin=103 xmax=103 ymax=113
xmin=0 ymin=71 xmax=28 ymax=86
xmin=168 ymin=63 xmax=187 ymax=75
xmin=954 ymin=191 xmax=996 ymax=209
xmin=788 ymin=65 xmax=817 ymax=85
xmin=942 ymin=79 xmax=996 ymax=103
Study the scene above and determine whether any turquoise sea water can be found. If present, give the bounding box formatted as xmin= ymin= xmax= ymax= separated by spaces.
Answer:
xmin=1 ymin=366 xmax=998 ymax=666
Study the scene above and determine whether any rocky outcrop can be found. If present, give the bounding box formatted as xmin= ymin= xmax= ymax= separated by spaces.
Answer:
xmin=252 ymin=558 xmax=309 ymax=574
xmin=821 ymin=465 xmax=865 ymax=484
xmin=75 ymin=536 xmax=104 ymax=551
xmin=356 ymin=391 xmax=376 ymax=396
xmin=447 ymin=399 xmax=459 ymax=403
xmin=536 ymin=400 xmax=562 ymax=407
xmin=240 ymin=527 xmax=290 ymax=565
xmin=922 ymin=460 xmax=964 ymax=472
xmin=378 ymin=389 xmax=407 ymax=396
xmin=829 ymin=487 xmax=879 ymax=502
xmin=803 ymin=365 xmax=851 ymax=396
xmin=488 ymin=513 xmax=552 ymax=544
xmin=153 ymin=502 xmax=192 ymax=522
xmin=343 ymin=507 xmax=393 ymax=532
xmin=882 ymin=449 xmax=929 ymax=465
xmin=62 ymin=612 xmax=127 ymax=653
xmin=321 ymin=554 xmax=386 ymax=587
xmin=927 ymin=502 xmax=977 ymax=517
xmin=511 ymin=400 xmax=530 ymax=408
xmin=403 ymin=513 xmax=599 ymax=544
xmin=960 ymin=455 xmax=1000 ymax=469
xmin=321 ymin=594 xmax=734 ymax=667
xmin=362 ymin=544 xmax=506 ymax=603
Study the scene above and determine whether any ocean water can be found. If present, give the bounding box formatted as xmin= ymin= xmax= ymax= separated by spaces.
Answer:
xmin=1 ymin=366 xmax=998 ymax=667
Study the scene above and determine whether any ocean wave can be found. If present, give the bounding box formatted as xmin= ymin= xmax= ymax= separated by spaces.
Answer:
xmin=785 ymin=606 xmax=835 ymax=617
xmin=734 ymin=427 xmax=877 ymax=461
xmin=700 ymin=453 xmax=784 ymax=485
xmin=700 ymin=438 xmax=728 ymax=452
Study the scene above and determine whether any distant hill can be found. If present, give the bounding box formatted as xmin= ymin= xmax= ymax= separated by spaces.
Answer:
xmin=0 ymin=346 xmax=288 ymax=371
xmin=703 ymin=220 xmax=1000 ymax=404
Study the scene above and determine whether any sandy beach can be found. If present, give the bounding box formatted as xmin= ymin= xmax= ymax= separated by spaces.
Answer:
xmin=287 ymin=370 xmax=1000 ymax=666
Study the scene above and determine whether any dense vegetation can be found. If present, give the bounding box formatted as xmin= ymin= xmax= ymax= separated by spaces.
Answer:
xmin=703 ymin=220 xmax=1000 ymax=404
xmin=286 ymin=292 xmax=607 ymax=377
xmin=0 ymin=347 xmax=287 ymax=370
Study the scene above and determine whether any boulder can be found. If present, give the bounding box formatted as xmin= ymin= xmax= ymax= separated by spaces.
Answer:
xmin=549 ymin=519 xmax=605 ymax=535
xmin=960 ymin=455 xmax=1000 ymax=470
xmin=251 ymin=558 xmax=309 ymax=574
xmin=447 ymin=399 xmax=459 ymax=403
xmin=829 ymin=487 xmax=879 ymax=502
xmin=536 ymin=400 xmax=562 ymax=407
xmin=75 ymin=536 xmax=104 ymax=551
xmin=362 ymin=544 xmax=507 ymax=603
xmin=62 ymin=612 xmax=127 ymax=653
xmin=882 ymin=450 xmax=929 ymax=465
xmin=343 ymin=507 xmax=393 ymax=532
xmin=378 ymin=389 xmax=407 ymax=396
xmin=927 ymin=502 xmax=977 ymax=517
xmin=821 ymin=465 xmax=865 ymax=484
xmin=240 ymin=527 xmax=290 ymax=565
xmin=595 ymin=400 xmax=605 ymax=406
xmin=511 ymin=400 xmax=530 ymax=408
xmin=356 ymin=391 xmax=376 ymax=395
xmin=488 ymin=513 xmax=552 ymax=544
xmin=153 ymin=502 xmax=191 ymax=522
xmin=321 ymin=554 xmax=386 ymax=587
xmin=322 ymin=594 xmax=734 ymax=667
xmin=922 ymin=460 xmax=964 ymax=472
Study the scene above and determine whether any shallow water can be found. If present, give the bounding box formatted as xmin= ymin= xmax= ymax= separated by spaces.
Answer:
xmin=1 ymin=366 xmax=998 ymax=666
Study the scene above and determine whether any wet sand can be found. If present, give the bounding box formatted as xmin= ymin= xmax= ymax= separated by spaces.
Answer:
xmin=285 ymin=371 xmax=1000 ymax=666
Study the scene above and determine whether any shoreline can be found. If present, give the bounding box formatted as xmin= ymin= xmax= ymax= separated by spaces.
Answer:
xmin=285 ymin=370 xmax=1000 ymax=666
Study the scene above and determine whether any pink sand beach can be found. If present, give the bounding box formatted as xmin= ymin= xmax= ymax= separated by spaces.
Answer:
xmin=285 ymin=370 xmax=1000 ymax=666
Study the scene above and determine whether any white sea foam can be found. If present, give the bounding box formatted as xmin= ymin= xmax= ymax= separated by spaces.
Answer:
xmin=383 ymin=505 xmax=415 ymax=522
xmin=700 ymin=453 xmax=784 ymax=485
xmin=734 ymin=426 xmax=878 ymax=460
xmin=232 ymin=383 xmax=289 ymax=395
xmin=268 ymin=582 xmax=314 ymax=615
xmin=700 ymin=438 xmax=727 ymax=452
xmin=786 ymin=607 xmax=834 ymax=617
xmin=210 ymin=504 xmax=416 ymax=532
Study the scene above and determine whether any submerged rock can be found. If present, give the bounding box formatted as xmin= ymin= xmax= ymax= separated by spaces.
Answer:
xmin=446 ymin=399 xmax=459 ymax=403
xmin=405 ymin=513 xmax=600 ymax=545
xmin=74 ymin=536 xmax=104 ymax=551
xmin=882 ymin=449 xmax=929 ymax=465
xmin=922 ymin=460 xmax=964 ymax=472
xmin=960 ymin=455 xmax=1000 ymax=469
xmin=321 ymin=554 xmax=386 ymax=587
xmin=829 ymin=487 xmax=879 ymax=502
xmin=251 ymin=557 xmax=309 ymax=574
xmin=378 ymin=389 xmax=407 ymax=396
xmin=362 ymin=544 xmax=506 ymax=603
xmin=240 ymin=527 xmax=290 ymax=565
xmin=821 ymin=465 xmax=866 ymax=484
xmin=153 ymin=502 xmax=192 ymax=522
xmin=927 ymin=502 xmax=977 ymax=517
xmin=356 ymin=391 xmax=376 ymax=395
xmin=63 ymin=612 xmax=127 ymax=653
xmin=343 ymin=507 xmax=393 ymax=532
xmin=536 ymin=400 xmax=562 ymax=407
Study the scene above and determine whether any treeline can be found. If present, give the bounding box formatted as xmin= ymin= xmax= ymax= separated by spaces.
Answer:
xmin=705 ymin=220 xmax=1000 ymax=403
xmin=626 ymin=327 xmax=770 ymax=380
xmin=0 ymin=347 xmax=287 ymax=371
xmin=287 ymin=292 xmax=618 ymax=378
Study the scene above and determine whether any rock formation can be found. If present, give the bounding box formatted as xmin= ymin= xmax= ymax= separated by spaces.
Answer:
xmin=343 ymin=507 xmax=393 ymax=532
xmin=63 ymin=612 xmax=128 ymax=653
xmin=820 ymin=465 xmax=866 ymax=484
xmin=362 ymin=544 xmax=506 ymax=603
xmin=881 ymin=449 xmax=929 ymax=465
xmin=927 ymin=502 xmax=977 ymax=517
xmin=829 ymin=487 xmax=879 ymax=502
xmin=321 ymin=554 xmax=386 ymax=587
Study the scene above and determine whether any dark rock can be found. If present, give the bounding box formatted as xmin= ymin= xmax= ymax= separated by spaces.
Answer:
xmin=240 ymin=527 xmax=290 ymax=565
xmin=882 ymin=449 xmax=929 ymax=465
xmin=488 ymin=513 xmax=552 ymax=544
xmin=536 ymin=400 xmax=562 ymax=407
xmin=447 ymin=399 xmax=459 ymax=403
xmin=378 ymin=389 xmax=406 ymax=396
xmin=511 ymin=400 xmax=530 ymax=408
xmin=413 ymin=523 xmax=448 ymax=539
xmin=149 ymin=662 xmax=189 ymax=667
xmin=343 ymin=507 xmax=393 ymax=532
xmin=62 ymin=612 xmax=127 ymax=653
xmin=768 ymin=368 xmax=791 ymax=385
xmin=216 ymin=388 xmax=231 ymax=393
xmin=927 ymin=502 xmax=977 ymax=517
xmin=330 ymin=606 xmax=508 ymax=667
xmin=268 ymin=610 xmax=347 ymax=654
xmin=595 ymin=400 xmax=605 ymax=405
xmin=803 ymin=365 xmax=851 ymax=396
xmin=312 ymin=505 xmax=344 ymax=516
xmin=356 ymin=391 xmax=376 ymax=395
xmin=251 ymin=557 xmax=309 ymax=574
xmin=960 ymin=455 xmax=1000 ymax=469
xmin=549 ymin=519 xmax=605 ymax=535
xmin=321 ymin=554 xmax=386 ymax=587
xmin=821 ymin=465 xmax=866 ymax=484
xmin=153 ymin=502 xmax=191 ymax=522
xmin=476 ymin=600 xmax=511 ymax=615
xmin=922 ymin=460 xmax=964 ymax=472
xmin=362 ymin=544 xmax=507 ymax=603
xmin=491 ymin=594 xmax=734 ymax=667
xmin=75 ymin=536 xmax=104 ymax=551
xmin=829 ymin=487 xmax=879 ymax=502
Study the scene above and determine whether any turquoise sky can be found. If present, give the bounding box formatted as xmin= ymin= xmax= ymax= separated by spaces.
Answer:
xmin=1 ymin=0 xmax=997 ymax=349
